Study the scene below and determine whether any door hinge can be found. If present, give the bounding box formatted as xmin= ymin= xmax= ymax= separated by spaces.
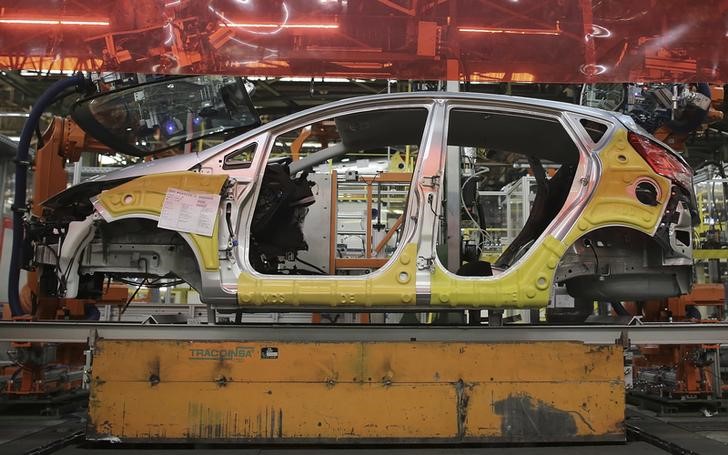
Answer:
xmin=422 ymin=174 xmax=440 ymax=188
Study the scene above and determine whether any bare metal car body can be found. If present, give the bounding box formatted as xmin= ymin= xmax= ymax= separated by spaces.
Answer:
xmin=32 ymin=92 xmax=695 ymax=314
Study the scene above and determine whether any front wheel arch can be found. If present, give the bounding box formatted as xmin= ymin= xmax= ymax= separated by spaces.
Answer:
xmin=84 ymin=218 xmax=205 ymax=293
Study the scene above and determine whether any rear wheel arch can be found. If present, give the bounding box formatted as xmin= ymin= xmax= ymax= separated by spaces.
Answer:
xmin=555 ymin=226 xmax=691 ymax=301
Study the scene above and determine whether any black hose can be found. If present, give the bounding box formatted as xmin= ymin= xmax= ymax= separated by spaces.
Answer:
xmin=611 ymin=302 xmax=630 ymax=316
xmin=294 ymin=256 xmax=327 ymax=274
xmin=8 ymin=74 xmax=85 ymax=317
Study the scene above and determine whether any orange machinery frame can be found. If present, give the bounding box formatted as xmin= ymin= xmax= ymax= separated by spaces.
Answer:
xmin=327 ymin=171 xmax=411 ymax=273
xmin=2 ymin=116 xmax=125 ymax=398
xmin=632 ymin=284 xmax=726 ymax=398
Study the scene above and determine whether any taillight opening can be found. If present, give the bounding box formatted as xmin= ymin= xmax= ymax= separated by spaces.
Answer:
xmin=627 ymin=131 xmax=693 ymax=191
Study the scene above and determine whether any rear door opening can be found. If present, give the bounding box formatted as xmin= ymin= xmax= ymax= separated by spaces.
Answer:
xmin=438 ymin=108 xmax=582 ymax=276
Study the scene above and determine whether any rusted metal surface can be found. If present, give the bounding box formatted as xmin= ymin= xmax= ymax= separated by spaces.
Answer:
xmin=88 ymin=340 xmax=624 ymax=443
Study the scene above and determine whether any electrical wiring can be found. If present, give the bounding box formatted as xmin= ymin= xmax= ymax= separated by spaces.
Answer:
xmin=43 ymin=243 xmax=67 ymax=295
xmin=121 ymin=279 xmax=149 ymax=314
xmin=427 ymin=193 xmax=438 ymax=217
xmin=120 ymin=258 xmax=149 ymax=314
xmin=294 ymin=255 xmax=327 ymax=274
xmin=115 ymin=277 xmax=186 ymax=288
xmin=584 ymin=239 xmax=600 ymax=274
xmin=460 ymin=168 xmax=490 ymax=252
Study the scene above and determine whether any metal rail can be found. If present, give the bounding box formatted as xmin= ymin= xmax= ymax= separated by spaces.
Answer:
xmin=0 ymin=321 xmax=727 ymax=345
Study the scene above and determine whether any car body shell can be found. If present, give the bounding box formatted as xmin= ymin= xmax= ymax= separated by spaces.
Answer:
xmin=40 ymin=92 xmax=694 ymax=310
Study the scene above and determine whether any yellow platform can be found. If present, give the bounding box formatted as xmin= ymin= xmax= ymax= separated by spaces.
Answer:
xmin=88 ymin=339 xmax=624 ymax=443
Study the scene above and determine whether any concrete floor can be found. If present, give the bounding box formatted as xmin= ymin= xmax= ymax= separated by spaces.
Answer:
xmin=626 ymin=407 xmax=728 ymax=454
xmin=0 ymin=414 xmax=670 ymax=455
xmin=656 ymin=415 xmax=728 ymax=445
xmin=54 ymin=443 xmax=670 ymax=455
xmin=3 ymin=408 xmax=728 ymax=454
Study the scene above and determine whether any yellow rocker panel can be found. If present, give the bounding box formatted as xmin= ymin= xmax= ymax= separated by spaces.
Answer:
xmin=237 ymin=244 xmax=417 ymax=306
xmin=432 ymin=235 xmax=566 ymax=308
xmin=96 ymin=172 xmax=228 ymax=271
xmin=431 ymin=129 xmax=672 ymax=308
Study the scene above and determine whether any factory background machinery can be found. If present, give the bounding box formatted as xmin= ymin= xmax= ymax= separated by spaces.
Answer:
xmin=0 ymin=1 xmax=728 ymax=454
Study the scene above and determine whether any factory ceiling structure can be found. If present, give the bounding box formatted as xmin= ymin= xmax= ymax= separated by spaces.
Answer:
xmin=3 ymin=1 xmax=728 ymax=453
xmin=0 ymin=0 xmax=726 ymax=82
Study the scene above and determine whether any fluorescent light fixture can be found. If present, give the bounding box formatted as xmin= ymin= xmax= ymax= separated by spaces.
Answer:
xmin=459 ymin=22 xmax=560 ymax=36
xmin=221 ymin=23 xmax=338 ymax=29
xmin=0 ymin=18 xmax=109 ymax=26
xmin=60 ymin=20 xmax=109 ymax=26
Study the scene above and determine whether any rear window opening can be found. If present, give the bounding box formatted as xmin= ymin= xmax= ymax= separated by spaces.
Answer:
xmin=580 ymin=118 xmax=608 ymax=144
xmin=448 ymin=110 xmax=580 ymax=164
xmin=438 ymin=109 xmax=580 ymax=276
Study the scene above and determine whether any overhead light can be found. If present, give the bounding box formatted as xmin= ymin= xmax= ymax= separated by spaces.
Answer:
xmin=579 ymin=64 xmax=609 ymax=76
xmin=589 ymin=24 xmax=612 ymax=38
xmin=221 ymin=23 xmax=338 ymax=29
xmin=20 ymin=69 xmax=78 ymax=76
xmin=331 ymin=62 xmax=385 ymax=69
xmin=459 ymin=22 xmax=560 ymax=36
xmin=59 ymin=20 xmax=109 ymax=26
xmin=0 ymin=19 xmax=57 ymax=25
xmin=0 ymin=112 xmax=30 ymax=118
xmin=0 ymin=18 xmax=109 ymax=26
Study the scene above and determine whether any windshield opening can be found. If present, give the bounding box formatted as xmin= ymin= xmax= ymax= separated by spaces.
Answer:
xmin=71 ymin=75 xmax=260 ymax=157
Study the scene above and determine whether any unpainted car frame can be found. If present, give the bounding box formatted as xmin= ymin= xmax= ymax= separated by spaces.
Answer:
xmin=32 ymin=92 xmax=695 ymax=315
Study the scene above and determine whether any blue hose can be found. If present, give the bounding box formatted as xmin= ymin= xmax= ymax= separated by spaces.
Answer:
xmin=7 ymin=74 xmax=85 ymax=317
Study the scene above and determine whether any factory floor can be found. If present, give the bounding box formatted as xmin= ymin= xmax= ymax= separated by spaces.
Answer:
xmin=1 ymin=407 xmax=727 ymax=455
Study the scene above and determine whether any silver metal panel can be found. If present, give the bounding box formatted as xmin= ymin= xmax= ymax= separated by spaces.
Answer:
xmin=2 ymin=322 xmax=728 ymax=345
xmin=444 ymin=80 xmax=461 ymax=272
xmin=89 ymin=152 xmax=203 ymax=182
xmin=415 ymin=101 xmax=447 ymax=303
xmin=445 ymin=145 xmax=460 ymax=271
xmin=285 ymin=173 xmax=331 ymax=273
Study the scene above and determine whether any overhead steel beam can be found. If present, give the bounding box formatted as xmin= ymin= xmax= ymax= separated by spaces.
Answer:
xmin=1 ymin=322 xmax=728 ymax=345
xmin=349 ymin=79 xmax=381 ymax=94
xmin=256 ymin=80 xmax=299 ymax=108
xmin=0 ymin=133 xmax=18 ymax=158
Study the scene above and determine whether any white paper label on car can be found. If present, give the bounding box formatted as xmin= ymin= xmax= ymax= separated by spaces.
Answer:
xmin=158 ymin=188 xmax=220 ymax=237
